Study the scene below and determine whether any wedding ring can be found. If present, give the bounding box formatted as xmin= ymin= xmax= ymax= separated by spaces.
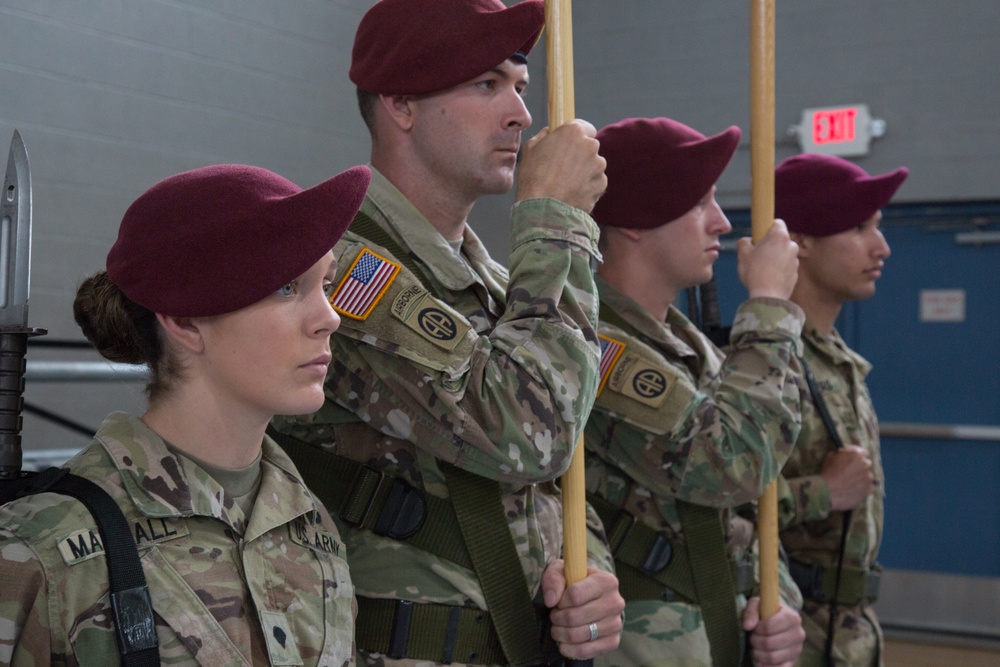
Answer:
xmin=588 ymin=622 xmax=599 ymax=642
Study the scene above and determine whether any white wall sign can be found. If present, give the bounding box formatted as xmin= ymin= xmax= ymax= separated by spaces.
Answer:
xmin=919 ymin=289 xmax=966 ymax=322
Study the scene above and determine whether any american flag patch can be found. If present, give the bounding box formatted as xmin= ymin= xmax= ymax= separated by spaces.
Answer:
xmin=330 ymin=248 xmax=400 ymax=320
xmin=597 ymin=334 xmax=626 ymax=396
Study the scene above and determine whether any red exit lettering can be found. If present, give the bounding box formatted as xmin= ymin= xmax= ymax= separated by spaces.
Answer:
xmin=812 ymin=108 xmax=858 ymax=145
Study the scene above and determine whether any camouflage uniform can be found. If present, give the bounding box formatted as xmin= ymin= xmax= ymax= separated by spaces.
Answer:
xmin=275 ymin=169 xmax=608 ymax=666
xmin=777 ymin=324 xmax=884 ymax=667
xmin=0 ymin=412 xmax=355 ymax=667
xmin=585 ymin=277 xmax=806 ymax=667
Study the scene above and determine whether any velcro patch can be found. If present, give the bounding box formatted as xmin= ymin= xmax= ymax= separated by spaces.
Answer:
xmin=260 ymin=610 xmax=300 ymax=665
xmin=58 ymin=528 xmax=105 ymax=565
xmin=290 ymin=519 xmax=343 ymax=557
xmin=606 ymin=351 xmax=675 ymax=408
xmin=390 ymin=285 xmax=470 ymax=350
xmin=331 ymin=248 xmax=400 ymax=320
xmin=597 ymin=334 xmax=626 ymax=396
xmin=57 ymin=517 xmax=188 ymax=565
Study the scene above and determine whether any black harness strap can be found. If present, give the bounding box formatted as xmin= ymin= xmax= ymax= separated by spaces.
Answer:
xmin=801 ymin=360 xmax=852 ymax=667
xmin=1 ymin=467 xmax=160 ymax=666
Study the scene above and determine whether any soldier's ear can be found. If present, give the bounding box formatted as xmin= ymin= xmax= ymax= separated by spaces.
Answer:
xmin=156 ymin=313 xmax=205 ymax=354
xmin=791 ymin=232 xmax=811 ymax=258
xmin=379 ymin=93 xmax=416 ymax=132
xmin=618 ymin=227 xmax=643 ymax=243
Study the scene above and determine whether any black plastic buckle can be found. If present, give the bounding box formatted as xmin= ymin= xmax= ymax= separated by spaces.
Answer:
xmin=110 ymin=585 xmax=158 ymax=654
xmin=789 ymin=559 xmax=826 ymax=602
xmin=388 ymin=599 xmax=414 ymax=659
xmin=374 ymin=478 xmax=426 ymax=540
xmin=639 ymin=532 xmax=672 ymax=575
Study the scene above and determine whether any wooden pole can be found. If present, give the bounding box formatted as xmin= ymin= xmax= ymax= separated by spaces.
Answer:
xmin=750 ymin=0 xmax=780 ymax=620
xmin=546 ymin=0 xmax=587 ymax=590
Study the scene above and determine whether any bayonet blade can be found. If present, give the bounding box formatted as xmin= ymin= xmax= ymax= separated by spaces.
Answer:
xmin=1 ymin=130 xmax=33 ymax=329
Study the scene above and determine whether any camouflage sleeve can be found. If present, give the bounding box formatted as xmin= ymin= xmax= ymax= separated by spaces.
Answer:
xmin=321 ymin=198 xmax=601 ymax=484
xmin=777 ymin=551 xmax=804 ymax=610
xmin=777 ymin=473 xmax=833 ymax=529
xmin=584 ymin=499 xmax=616 ymax=573
xmin=0 ymin=532 xmax=53 ymax=664
xmin=590 ymin=298 xmax=806 ymax=509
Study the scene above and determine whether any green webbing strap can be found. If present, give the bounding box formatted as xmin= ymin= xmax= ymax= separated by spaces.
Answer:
xmin=354 ymin=597 xmax=507 ymax=665
xmin=443 ymin=463 xmax=546 ymax=667
xmin=350 ymin=210 xmax=434 ymax=291
xmin=587 ymin=491 xmax=698 ymax=602
xmin=598 ymin=301 xmax=634 ymax=338
xmin=675 ymin=499 xmax=743 ymax=667
xmin=788 ymin=558 xmax=881 ymax=606
xmin=269 ymin=427 xmax=474 ymax=569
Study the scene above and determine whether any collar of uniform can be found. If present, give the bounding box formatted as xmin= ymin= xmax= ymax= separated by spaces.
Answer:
xmin=91 ymin=412 xmax=321 ymax=536
xmin=595 ymin=275 xmax=699 ymax=358
xmin=802 ymin=322 xmax=873 ymax=378
xmin=364 ymin=167 xmax=483 ymax=291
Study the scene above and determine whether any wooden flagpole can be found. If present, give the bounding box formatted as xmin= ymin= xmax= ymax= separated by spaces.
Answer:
xmin=545 ymin=0 xmax=588 ymax=592
xmin=750 ymin=0 xmax=781 ymax=620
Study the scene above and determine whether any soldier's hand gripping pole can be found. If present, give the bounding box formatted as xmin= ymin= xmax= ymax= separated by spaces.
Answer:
xmin=0 ymin=130 xmax=47 ymax=480
xmin=750 ymin=0 xmax=781 ymax=620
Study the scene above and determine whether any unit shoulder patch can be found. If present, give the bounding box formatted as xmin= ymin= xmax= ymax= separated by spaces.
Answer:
xmin=605 ymin=350 xmax=676 ymax=409
xmin=391 ymin=284 xmax=470 ymax=351
xmin=330 ymin=247 xmax=400 ymax=320
xmin=330 ymin=241 xmax=478 ymax=374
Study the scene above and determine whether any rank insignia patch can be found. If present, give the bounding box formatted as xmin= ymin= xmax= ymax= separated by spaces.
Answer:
xmin=597 ymin=334 xmax=626 ymax=396
xmin=331 ymin=248 xmax=400 ymax=320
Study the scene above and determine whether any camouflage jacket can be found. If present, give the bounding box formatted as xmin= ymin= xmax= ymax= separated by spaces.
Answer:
xmin=0 ymin=412 xmax=354 ymax=667
xmin=584 ymin=279 xmax=806 ymax=667
xmin=777 ymin=325 xmax=885 ymax=666
xmin=274 ymin=169 xmax=609 ymax=663
xmin=777 ymin=324 xmax=883 ymax=571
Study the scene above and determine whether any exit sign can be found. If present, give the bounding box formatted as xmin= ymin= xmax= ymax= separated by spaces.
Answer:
xmin=797 ymin=104 xmax=873 ymax=157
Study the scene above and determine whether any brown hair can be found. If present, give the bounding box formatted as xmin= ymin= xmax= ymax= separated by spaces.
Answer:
xmin=73 ymin=271 xmax=180 ymax=401
xmin=357 ymin=87 xmax=378 ymax=139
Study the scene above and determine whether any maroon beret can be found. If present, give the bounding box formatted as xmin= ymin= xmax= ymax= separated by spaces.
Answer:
xmin=592 ymin=117 xmax=741 ymax=229
xmin=775 ymin=153 xmax=908 ymax=237
xmin=350 ymin=0 xmax=545 ymax=95
xmin=107 ymin=164 xmax=371 ymax=317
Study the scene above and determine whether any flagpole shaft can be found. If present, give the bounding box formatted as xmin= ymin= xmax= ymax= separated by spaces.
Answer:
xmin=750 ymin=0 xmax=780 ymax=620
xmin=546 ymin=0 xmax=587 ymax=589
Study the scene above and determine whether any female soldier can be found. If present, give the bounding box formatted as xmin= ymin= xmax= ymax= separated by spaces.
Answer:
xmin=0 ymin=163 xmax=370 ymax=666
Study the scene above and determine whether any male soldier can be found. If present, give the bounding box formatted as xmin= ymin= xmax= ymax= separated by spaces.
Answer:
xmin=583 ymin=117 xmax=807 ymax=667
xmin=774 ymin=154 xmax=908 ymax=667
xmin=273 ymin=1 xmax=624 ymax=665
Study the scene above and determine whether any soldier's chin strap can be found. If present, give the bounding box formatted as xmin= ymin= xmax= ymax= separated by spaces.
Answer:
xmin=1 ymin=467 xmax=161 ymax=666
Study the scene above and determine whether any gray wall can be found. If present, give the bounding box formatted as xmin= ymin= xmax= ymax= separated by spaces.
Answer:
xmin=3 ymin=0 xmax=998 ymax=449
xmin=1 ymin=0 xmax=370 ymax=451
